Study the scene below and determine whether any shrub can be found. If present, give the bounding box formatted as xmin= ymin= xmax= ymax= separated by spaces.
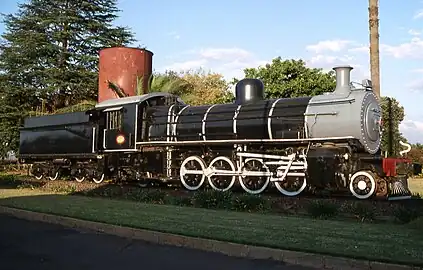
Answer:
xmin=306 ymin=200 xmax=339 ymax=219
xmin=164 ymin=196 xmax=192 ymax=207
xmin=349 ymin=202 xmax=375 ymax=222
xmin=135 ymin=189 xmax=166 ymax=204
xmin=192 ymin=189 xmax=232 ymax=209
xmin=232 ymin=194 xmax=270 ymax=212
xmin=393 ymin=204 xmax=421 ymax=224
xmin=406 ymin=216 xmax=423 ymax=230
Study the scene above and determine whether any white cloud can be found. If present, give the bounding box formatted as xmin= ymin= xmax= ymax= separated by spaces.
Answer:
xmin=167 ymin=31 xmax=181 ymax=40
xmin=380 ymin=37 xmax=423 ymax=59
xmin=348 ymin=45 xmax=368 ymax=53
xmin=414 ymin=10 xmax=423 ymax=20
xmin=199 ymin=48 xmax=252 ymax=60
xmin=306 ymin=53 xmax=369 ymax=82
xmin=306 ymin=39 xmax=352 ymax=53
xmin=160 ymin=47 xmax=269 ymax=80
xmin=406 ymin=79 xmax=423 ymax=93
xmin=163 ymin=59 xmax=207 ymax=71
xmin=408 ymin=29 xmax=421 ymax=36
xmin=400 ymin=119 xmax=423 ymax=143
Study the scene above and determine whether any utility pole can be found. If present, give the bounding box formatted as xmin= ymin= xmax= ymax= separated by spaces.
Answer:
xmin=369 ymin=0 xmax=381 ymax=98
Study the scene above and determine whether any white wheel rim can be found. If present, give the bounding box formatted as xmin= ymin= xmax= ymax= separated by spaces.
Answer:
xmin=349 ymin=171 xmax=376 ymax=199
xmin=274 ymin=176 xmax=307 ymax=196
xmin=180 ymin=156 xmax=206 ymax=191
xmin=48 ymin=171 xmax=58 ymax=181
xmin=206 ymin=156 xmax=236 ymax=192
xmin=75 ymin=177 xmax=85 ymax=183
xmin=238 ymin=158 xmax=270 ymax=194
xmin=92 ymin=173 xmax=105 ymax=184
xmin=34 ymin=174 xmax=43 ymax=180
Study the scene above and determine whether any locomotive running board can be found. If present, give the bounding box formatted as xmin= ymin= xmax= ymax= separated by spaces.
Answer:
xmin=387 ymin=195 xmax=412 ymax=201
xmin=135 ymin=136 xmax=356 ymax=146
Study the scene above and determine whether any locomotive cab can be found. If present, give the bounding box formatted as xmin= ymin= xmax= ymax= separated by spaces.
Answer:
xmin=94 ymin=92 xmax=184 ymax=152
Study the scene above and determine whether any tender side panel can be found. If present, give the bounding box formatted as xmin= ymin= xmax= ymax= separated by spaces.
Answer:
xmin=270 ymin=97 xmax=311 ymax=139
xmin=236 ymin=100 xmax=272 ymax=139
xmin=23 ymin=111 xmax=90 ymax=128
xmin=175 ymin=105 xmax=210 ymax=141
xmin=205 ymin=104 xmax=239 ymax=141
xmin=19 ymin=112 xmax=95 ymax=156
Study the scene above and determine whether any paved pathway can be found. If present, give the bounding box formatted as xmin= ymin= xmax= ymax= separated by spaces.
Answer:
xmin=0 ymin=214 xmax=315 ymax=270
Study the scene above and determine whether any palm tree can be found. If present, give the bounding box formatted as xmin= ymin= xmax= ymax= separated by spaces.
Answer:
xmin=369 ymin=0 xmax=380 ymax=98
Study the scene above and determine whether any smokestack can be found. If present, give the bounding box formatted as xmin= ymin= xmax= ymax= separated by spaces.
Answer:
xmin=333 ymin=65 xmax=353 ymax=95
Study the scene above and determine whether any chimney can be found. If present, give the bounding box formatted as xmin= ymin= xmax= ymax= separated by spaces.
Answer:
xmin=333 ymin=65 xmax=353 ymax=95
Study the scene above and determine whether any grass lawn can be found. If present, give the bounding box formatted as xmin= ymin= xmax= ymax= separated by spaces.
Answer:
xmin=0 ymin=188 xmax=422 ymax=267
xmin=409 ymin=177 xmax=423 ymax=195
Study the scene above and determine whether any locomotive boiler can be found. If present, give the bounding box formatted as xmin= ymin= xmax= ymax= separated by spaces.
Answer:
xmin=18 ymin=65 xmax=413 ymax=200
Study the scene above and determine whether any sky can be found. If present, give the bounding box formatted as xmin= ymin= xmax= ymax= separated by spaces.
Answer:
xmin=1 ymin=0 xmax=423 ymax=144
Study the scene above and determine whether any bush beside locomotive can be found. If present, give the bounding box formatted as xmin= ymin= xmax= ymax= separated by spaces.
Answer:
xmin=17 ymin=64 xmax=413 ymax=200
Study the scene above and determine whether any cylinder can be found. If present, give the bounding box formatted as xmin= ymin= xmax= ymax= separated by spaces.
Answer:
xmin=98 ymin=47 xmax=153 ymax=103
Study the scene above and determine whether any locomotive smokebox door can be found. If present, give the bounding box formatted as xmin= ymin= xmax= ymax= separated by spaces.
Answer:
xmin=101 ymin=104 xmax=136 ymax=150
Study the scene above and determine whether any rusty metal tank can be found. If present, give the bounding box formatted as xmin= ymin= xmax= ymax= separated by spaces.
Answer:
xmin=98 ymin=47 xmax=153 ymax=102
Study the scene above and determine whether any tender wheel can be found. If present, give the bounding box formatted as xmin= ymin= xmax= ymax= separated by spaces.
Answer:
xmin=75 ymin=177 xmax=85 ymax=183
xmin=274 ymin=175 xmax=307 ymax=196
xmin=48 ymin=170 xmax=59 ymax=181
xmin=31 ymin=165 xmax=44 ymax=180
xmin=206 ymin=156 xmax=236 ymax=192
xmin=180 ymin=156 xmax=206 ymax=191
xmin=349 ymin=170 xmax=376 ymax=199
xmin=238 ymin=158 xmax=270 ymax=194
xmin=74 ymin=168 xmax=85 ymax=183
xmin=92 ymin=173 xmax=105 ymax=184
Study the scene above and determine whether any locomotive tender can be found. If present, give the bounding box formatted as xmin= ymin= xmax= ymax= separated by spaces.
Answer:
xmin=18 ymin=65 xmax=412 ymax=200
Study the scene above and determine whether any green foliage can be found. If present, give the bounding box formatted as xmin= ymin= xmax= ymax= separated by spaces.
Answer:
xmin=379 ymin=97 xmax=407 ymax=157
xmin=164 ymin=196 xmax=193 ymax=207
xmin=236 ymin=57 xmax=336 ymax=99
xmin=148 ymin=69 xmax=234 ymax=105
xmin=306 ymin=200 xmax=339 ymax=219
xmin=349 ymin=202 xmax=375 ymax=222
xmin=231 ymin=194 xmax=270 ymax=212
xmin=134 ymin=189 xmax=166 ymax=204
xmin=0 ymin=0 xmax=135 ymax=155
xmin=148 ymin=71 xmax=193 ymax=97
xmin=393 ymin=204 xmax=421 ymax=224
xmin=192 ymin=189 xmax=232 ymax=209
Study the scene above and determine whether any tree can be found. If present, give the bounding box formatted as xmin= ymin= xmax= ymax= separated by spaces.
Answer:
xmin=180 ymin=69 xmax=234 ymax=105
xmin=0 ymin=0 xmax=135 ymax=155
xmin=149 ymin=69 xmax=234 ymax=105
xmin=369 ymin=0 xmax=381 ymax=98
xmin=237 ymin=57 xmax=336 ymax=99
xmin=379 ymin=96 xmax=407 ymax=157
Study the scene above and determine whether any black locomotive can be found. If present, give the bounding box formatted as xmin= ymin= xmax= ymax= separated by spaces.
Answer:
xmin=18 ymin=66 xmax=413 ymax=200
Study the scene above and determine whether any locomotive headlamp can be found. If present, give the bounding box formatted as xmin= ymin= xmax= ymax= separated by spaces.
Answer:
xmin=116 ymin=134 xmax=125 ymax=144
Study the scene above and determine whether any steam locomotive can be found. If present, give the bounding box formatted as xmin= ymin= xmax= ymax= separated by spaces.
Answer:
xmin=18 ymin=65 xmax=413 ymax=200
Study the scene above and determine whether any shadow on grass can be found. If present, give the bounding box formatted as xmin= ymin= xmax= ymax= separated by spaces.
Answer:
xmin=0 ymin=192 xmax=423 ymax=268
